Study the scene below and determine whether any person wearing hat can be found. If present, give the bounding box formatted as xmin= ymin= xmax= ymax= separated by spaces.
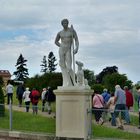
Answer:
xmin=22 ymin=87 xmax=31 ymax=112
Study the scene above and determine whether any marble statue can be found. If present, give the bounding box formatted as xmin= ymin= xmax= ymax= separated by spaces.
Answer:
xmin=76 ymin=61 xmax=84 ymax=86
xmin=55 ymin=19 xmax=79 ymax=87
xmin=75 ymin=61 xmax=90 ymax=89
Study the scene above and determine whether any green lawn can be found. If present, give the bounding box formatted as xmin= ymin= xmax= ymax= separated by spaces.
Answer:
xmin=92 ymin=124 xmax=140 ymax=140
xmin=0 ymin=109 xmax=140 ymax=139
xmin=0 ymin=110 xmax=55 ymax=134
xmin=1 ymin=87 xmax=140 ymax=139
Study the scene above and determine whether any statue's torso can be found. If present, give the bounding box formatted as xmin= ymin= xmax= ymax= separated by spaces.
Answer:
xmin=59 ymin=29 xmax=73 ymax=48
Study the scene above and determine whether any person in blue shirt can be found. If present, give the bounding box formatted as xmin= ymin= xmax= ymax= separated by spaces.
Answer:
xmin=101 ymin=88 xmax=111 ymax=122
xmin=102 ymin=88 xmax=111 ymax=104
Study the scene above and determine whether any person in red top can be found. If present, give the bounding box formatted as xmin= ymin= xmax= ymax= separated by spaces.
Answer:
xmin=30 ymin=88 xmax=40 ymax=114
xmin=123 ymin=86 xmax=134 ymax=124
xmin=124 ymin=86 xmax=134 ymax=109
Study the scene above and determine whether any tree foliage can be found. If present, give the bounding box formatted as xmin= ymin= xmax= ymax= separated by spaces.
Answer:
xmin=25 ymin=72 xmax=62 ymax=91
xmin=13 ymin=54 xmax=29 ymax=81
xmin=40 ymin=55 xmax=48 ymax=74
xmin=83 ymin=69 xmax=95 ymax=86
xmin=48 ymin=52 xmax=57 ymax=73
xmin=90 ymin=65 xmax=133 ymax=94
xmin=102 ymin=73 xmax=133 ymax=92
xmin=96 ymin=66 xmax=118 ymax=83
xmin=91 ymin=84 xmax=104 ymax=94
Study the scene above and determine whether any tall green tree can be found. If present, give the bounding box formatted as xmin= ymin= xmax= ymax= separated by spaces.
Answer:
xmin=25 ymin=72 xmax=62 ymax=91
xmin=48 ymin=52 xmax=57 ymax=73
xmin=40 ymin=55 xmax=48 ymax=74
xmin=102 ymin=73 xmax=133 ymax=92
xmin=13 ymin=54 xmax=29 ymax=81
xmin=96 ymin=66 xmax=118 ymax=83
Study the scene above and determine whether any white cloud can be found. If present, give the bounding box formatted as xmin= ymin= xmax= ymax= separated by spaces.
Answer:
xmin=0 ymin=0 xmax=139 ymax=83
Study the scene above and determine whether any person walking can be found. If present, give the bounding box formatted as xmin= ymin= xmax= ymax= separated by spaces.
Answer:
xmin=16 ymin=83 xmax=25 ymax=107
xmin=22 ymin=87 xmax=31 ymax=112
xmin=6 ymin=80 xmax=14 ymax=104
xmin=114 ymin=85 xmax=126 ymax=130
xmin=124 ymin=86 xmax=134 ymax=110
xmin=92 ymin=91 xmax=104 ymax=125
xmin=30 ymin=88 xmax=40 ymax=114
xmin=124 ymin=86 xmax=134 ymax=124
xmin=41 ymin=88 xmax=47 ymax=112
xmin=102 ymin=88 xmax=111 ymax=103
xmin=101 ymin=88 xmax=111 ymax=121
xmin=107 ymin=93 xmax=116 ymax=126
xmin=45 ymin=87 xmax=55 ymax=114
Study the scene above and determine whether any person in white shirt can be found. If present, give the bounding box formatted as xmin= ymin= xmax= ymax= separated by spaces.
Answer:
xmin=6 ymin=80 xmax=14 ymax=104
xmin=22 ymin=87 xmax=31 ymax=112
xmin=41 ymin=88 xmax=47 ymax=112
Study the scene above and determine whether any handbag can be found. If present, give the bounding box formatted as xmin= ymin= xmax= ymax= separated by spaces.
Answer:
xmin=96 ymin=95 xmax=107 ymax=109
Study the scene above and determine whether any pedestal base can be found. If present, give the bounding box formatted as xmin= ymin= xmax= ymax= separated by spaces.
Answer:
xmin=54 ymin=88 xmax=93 ymax=139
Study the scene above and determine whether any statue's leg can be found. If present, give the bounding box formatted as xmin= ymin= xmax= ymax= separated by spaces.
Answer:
xmin=66 ymin=51 xmax=75 ymax=86
xmin=59 ymin=48 xmax=71 ymax=86
xmin=61 ymin=67 xmax=72 ymax=86
xmin=59 ymin=48 xmax=66 ymax=86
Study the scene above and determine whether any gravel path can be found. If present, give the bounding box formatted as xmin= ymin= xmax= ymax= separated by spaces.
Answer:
xmin=103 ymin=121 xmax=140 ymax=134
xmin=5 ymin=104 xmax=55 ymax=118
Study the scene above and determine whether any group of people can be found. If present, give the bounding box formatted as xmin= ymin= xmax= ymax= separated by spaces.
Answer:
xmin=5 ymin=80 xmax=55 ymax=115
xmin=92 ymin=85 xmax=140 ymax=130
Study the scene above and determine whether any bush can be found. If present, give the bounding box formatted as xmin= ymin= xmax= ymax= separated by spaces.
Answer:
xmin=91 ymin=84 xmax=104 ymax=94
xmin=0 ymin=86 xmax=5 ymax=117
xmin=25 ymin=72 xmax=62 ymax=91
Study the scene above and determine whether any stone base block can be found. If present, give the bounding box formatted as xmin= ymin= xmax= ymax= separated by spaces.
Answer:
xmin=54 ymin=88 xmax=93 ymax=139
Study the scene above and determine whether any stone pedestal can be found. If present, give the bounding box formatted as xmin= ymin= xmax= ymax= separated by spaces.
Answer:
xmin=54 ymin=87 xmax=93 ymax=139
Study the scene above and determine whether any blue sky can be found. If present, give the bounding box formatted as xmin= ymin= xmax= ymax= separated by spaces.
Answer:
xmin=0 ymin=0 xmax=140 ymax=83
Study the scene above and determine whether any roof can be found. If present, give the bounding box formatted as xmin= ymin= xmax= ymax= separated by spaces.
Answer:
xmin=0 ymin=70 xmax=11 ymax=77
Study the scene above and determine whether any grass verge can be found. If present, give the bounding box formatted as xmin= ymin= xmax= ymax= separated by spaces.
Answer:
xmin=0 ymin=110 xmax=55 ymax=134
xmin=92 ymin=124 xmax=140 ymax=140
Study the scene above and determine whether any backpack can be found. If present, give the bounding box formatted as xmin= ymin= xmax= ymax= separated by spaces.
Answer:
xmin=45 ymin=89 xmax=55 ymax=102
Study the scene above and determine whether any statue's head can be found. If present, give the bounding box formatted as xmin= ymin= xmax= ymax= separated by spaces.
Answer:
xmin=76 ymin=61 xmax=83 ymax=67
xmin=61 ymin=19 xmax=69 ymax=26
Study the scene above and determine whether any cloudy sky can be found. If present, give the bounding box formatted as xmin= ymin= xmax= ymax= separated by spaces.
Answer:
xmin=0 ymin=0 xmax=139 ymax=83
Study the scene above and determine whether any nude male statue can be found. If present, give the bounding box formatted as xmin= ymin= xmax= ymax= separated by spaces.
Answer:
xmin=55 ymin=19 xmax=79 ymax=87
